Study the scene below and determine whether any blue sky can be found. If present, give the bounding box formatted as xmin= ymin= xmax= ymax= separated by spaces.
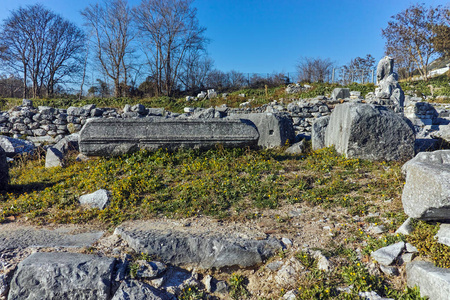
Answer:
xmin=0 ymin=0 xmax=449 ymax=75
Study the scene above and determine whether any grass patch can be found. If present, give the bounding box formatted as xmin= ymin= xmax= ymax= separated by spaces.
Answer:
xmin=0 ymin=146 xmax=405 ymax=226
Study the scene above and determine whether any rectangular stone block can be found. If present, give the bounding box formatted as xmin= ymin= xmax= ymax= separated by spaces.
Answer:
xmin=79 ymin=118 xmax=259 ymax=156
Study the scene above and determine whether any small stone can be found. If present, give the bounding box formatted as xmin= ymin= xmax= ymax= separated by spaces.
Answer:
xmin=215 ymin=280 xmax=228 ymax=293
xmin=281 ymin=237 xmax=292 ymax=247
xmin=202 ymin=274 xmax=212 ymax=293
xmin=136 ymin=260 xmax=167 ymax=279
xmin=395 ymin=217 xmax=413 ymax=235
xmin=401 ymin=253 xmax=415 ymax=264
xmin=283 ymin=290 xmax=298 ymax=300
xmin=370 ymin=242 xmax=405 ymax=266
xmin=379 ymin=264 xmax=399 ymax=276
xmin=405 ymin=243 xmax=418 ymax=253
xmin=266 ymin=260 xmax=284 ymax=271
xmin=79 ymin=189 xmax=111 ymax=210
xmin=368 ymin=225 xmax=386 ymax=234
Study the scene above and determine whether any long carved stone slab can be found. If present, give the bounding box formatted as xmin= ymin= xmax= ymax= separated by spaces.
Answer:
xmin=79 ymin=118 xmax=259 ymax=156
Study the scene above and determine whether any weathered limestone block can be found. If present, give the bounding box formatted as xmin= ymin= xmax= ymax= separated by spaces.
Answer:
xmin=404 ymin=102 xmax=439 ymax=126
xmin=402 ymin=150 xmax=450 ymax=220
xmin=79 ymin=189 xmax=111 ymax=209
xmin=324 ymin=103 xmax=415 ymax=161
xmin=331 ymin=88 xmax=350 ymax=100
xmin=79 ymin=118 xmax=259 ymax=156
xmin=45 ymin=147 xmax=64 ymax=168
xmin=8 ymin=252 xmax=115 ymax=300
xmin=112 ymin=280 xmax=173 ymax=300
xmin=432 ymin=124 xmax=450 ymax=143
xmin=114 ymin=220 xmax=282 ymax=269
xmin=311 ymin=116 xmax=330 ymax=150
xmin=407 ymin=261 xmax=450 ymax=300
xmin=0 ymin=135 xmax=35 ymax=157
xmin=234 ymin=113 xmax=295 ymax=148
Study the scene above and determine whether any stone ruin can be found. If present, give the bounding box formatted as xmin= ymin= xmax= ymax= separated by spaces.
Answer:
xmin=372 ymin=56 xmax=405 ymax=113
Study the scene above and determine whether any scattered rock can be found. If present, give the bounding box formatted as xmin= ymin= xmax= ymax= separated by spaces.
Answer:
xmin=331 ymin=88 xmax=350 ymax=100
xmin=0 ymin=136 xmax=34 ymax=157
xmin=407 ymin=261 xmax=450 ymax=300
xmin=436 ymin=224 xmax=450 ymax=247
xmin=395 ymin=217 xmax=413 ymax=235
xmin=402 ymin=151 xmax=450 ymax=220
xmin=379 ymin=264 xmax=399 ymax=276
xmin=285 ymin=140 xmax=306 ymax=154
xmin=135 ymin=260 xmax=167 ymax=279
xmin=370 ymin=242 xmax=405 ymax=266
xmin=79 ymin=189 xmax=111 ymax=210
xmin=0 ymin=224 xmax=104 ymax=250
xmin=112 ymin=280 xmax=174 ymax=300
xmin=275 ymin=257 xmax=304 ymax=286
xmin=311 ymin=116 xmax=329 ymax=150
xmin=8 ymin=252 xmax=115 ymax=300
xmin=234 ymin=112 xmax=295 ymax=149
xmin=45 ymin=147 xmax=64 ymax=168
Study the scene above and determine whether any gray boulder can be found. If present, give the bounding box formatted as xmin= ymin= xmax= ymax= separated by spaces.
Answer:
xmin=324 ymin=103 xmax=415 ymax=161
xmin=79 ymin=189 xmax=111 ymax=209
xmin=8 ymin=252 xmax=115 ymax=300
xmin=0 ymin=135 xmax=35 ymax=157
xmin=370 ymin=242 xmax=405 ymax=266
xmin=285 ymin=140 xmax=306 ymax=154
xmin=53 ymin=133 xmax=80 ymax=154
xmin=402 ymin=150 xmax=450 ymax=174
xmin=402 ymin=151 xmax=450 ymax=220
xmin=234 ymin=113 xmax=295 ymax=148
xmin=331 ymin=88 xmax=350 ymax=100
xmin=431 ymin=124 xmax=450 ymax=143
xmin=112 ymin=280 xmax=174 ymax=300
xmin=311 ymin=116 xmax=330 ymax=150
xmin=45 ymin=147 xmax=64 ymax=168
xmin=407 ymin=261 xmax=450 ymax=300
xmin=436 ymin=224 xmax=450 ymax=247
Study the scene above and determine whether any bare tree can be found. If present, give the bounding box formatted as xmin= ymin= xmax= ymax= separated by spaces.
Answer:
xmin=297 ymin=57 xmax=334 ymax=83
xmin=0 ymin=4 xmax=85 ymax=98
xmin=82 ymin=0 xmax=135 ymax=97
xmin=342 ymin=54 xmax=375 ymax=84
xmin=0 ymin=74 xmax=24 ymax=98
xmin=133 ymin=0 xmax=207 ymax=97
xmin=228 ymin=70 xmax=246 ymax=89
xmin=205 ymin=69 xmax=229 ymax=90
xmin=382 ymin=4 xmax=445 ymax=81
xmin=178 ymin=51 xmax=213 ymax=93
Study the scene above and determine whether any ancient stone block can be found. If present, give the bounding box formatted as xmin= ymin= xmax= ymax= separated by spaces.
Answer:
xmin=407 ymin=261 xmax=450 ymax=300
xmin=79 ymin=118 xmax=259 ymax=156
xmin=402 ymin=152 xmax=450 ymax=221
xmin=8 ymin=252 xmax=115 ymax=300
xmin=324 ymin=103 xmax=414 ymax=161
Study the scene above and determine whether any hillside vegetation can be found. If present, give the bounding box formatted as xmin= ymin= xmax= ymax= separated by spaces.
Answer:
xmin=1 ymin=78 xmax=449 ymax=299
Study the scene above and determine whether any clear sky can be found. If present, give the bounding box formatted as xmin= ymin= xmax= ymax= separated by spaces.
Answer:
xmin=0 ymin=0 xmax=449 ymax=75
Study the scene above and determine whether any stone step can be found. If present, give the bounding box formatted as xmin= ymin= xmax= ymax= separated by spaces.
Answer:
xmin=114 ymin=219 xmax=282 ymax=269
xmin=0 ymin=223 xmax=104 ymax=250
